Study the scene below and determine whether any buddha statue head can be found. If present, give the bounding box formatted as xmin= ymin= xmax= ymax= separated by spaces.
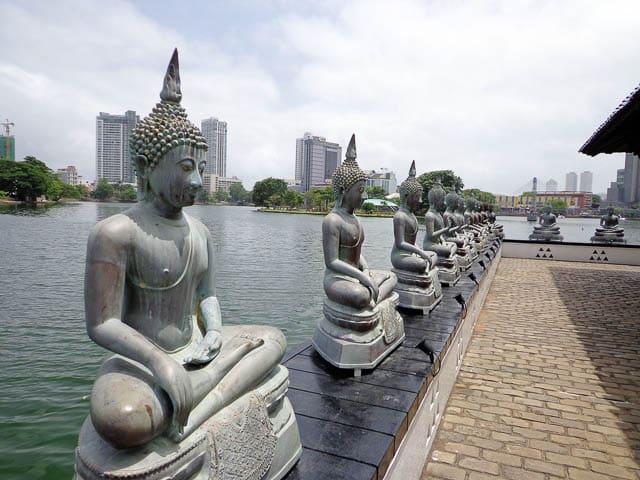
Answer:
xmin=398 ymin=160 xmax=422 ymax=211
xmin=333 ymin=134 xmax=368 ymax=210
xmin=445 ymin=191 xmax=458 ymax=211
xmin=465 ymin=195 xmax=475 ymax=211
xmin=427 ymin=179 xmax=445 ymax=212
xmin=130 ymin=49 xmax=208 ymax=207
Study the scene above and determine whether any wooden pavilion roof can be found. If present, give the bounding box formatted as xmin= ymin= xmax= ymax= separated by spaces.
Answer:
xmin=580 ymin=82 xmax=640 ymax=156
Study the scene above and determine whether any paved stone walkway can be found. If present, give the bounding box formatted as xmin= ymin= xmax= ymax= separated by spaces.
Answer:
xmin=421 ymin=258 xmax=640 ymax=480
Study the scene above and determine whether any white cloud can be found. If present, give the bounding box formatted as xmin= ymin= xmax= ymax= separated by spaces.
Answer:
xmin=2 ymin=0 xmax=640 ymax=193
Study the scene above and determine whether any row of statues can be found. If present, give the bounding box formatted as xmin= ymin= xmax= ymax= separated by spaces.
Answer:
xmin=530 ymin=206 xmax=625 ymax=244
xmin=312 ymin=148 xmax=503 ymax=375
xmin=74 ymin=50 xmax=502 ymax=480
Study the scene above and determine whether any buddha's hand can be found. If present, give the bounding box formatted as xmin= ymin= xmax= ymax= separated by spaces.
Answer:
xmin=362 ymin=274 xmax=380 ymax=304
xmin=151 ymin=355 xmax=193 ymax=433
xmin=184 ymin=330 xmax=222 ymax=365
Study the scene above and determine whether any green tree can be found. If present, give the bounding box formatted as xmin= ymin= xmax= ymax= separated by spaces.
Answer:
xmin=362 ymin=202 xmax=376 ymax=213
xmin=366 ymin=186 xmax=386 ymax=199
xmin=283 ymin=189 xmax=304 ymax=209
xmin=591 ymin=194 xmax=602 ymax=208
xmin=305 ymin=186 xmax=334 ymax=211
xmin=76 ymin=184 xmax=90 ymax=198
xmin=417 ymin=170 xmax=464 ymax=210
xmin=213 ymin=190 xmax=230 ymax=203
xmin=46 ymin=178 xmax=66 ymax=201
xmin=547 ymin=199 xmax=568 ymax=214
xmin=93 ymin=178 xmax=114 ymax=200
xmin=0 ymin=156 xmax=55 ymax=202
xmin=252 ymin=178 xmax=287 ymax=206
xmin=116 ymin=184 xmax=137 ymax=202
xmin=229 ymin=182 xmax=248 ymax=202
xmin=462 ymin=188 xmax=495 ymax=204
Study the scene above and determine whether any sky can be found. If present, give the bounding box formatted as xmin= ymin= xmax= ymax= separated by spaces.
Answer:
xmin=2 ymin=0 xmax=640 ymax=195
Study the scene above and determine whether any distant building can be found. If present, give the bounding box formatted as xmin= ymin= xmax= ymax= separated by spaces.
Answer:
xmin=0 ymin=135 xmax=15 ymax=161
xmin=622 ymin=152 xmax=640 ymax=204
xmin=201 ymin=117 xmax=227 ymax=177
xmin=545 ymin=179 xmax=558 ymax=192
xmin=203 ymin=174 xmax=242 ymax=194
xmin=295 ymin=132 xmax=342 ymax=192
xmin=366 ymin=169 xmax=398 ymax=195
xmin=56 ymin=166 xmax=80 ymax=186
xmin=579 ymin=171 xmax=593 ymax=192
xmin=565 ymin=171 xmax=578 ymax=192
xmin=96 ymin=110 xmax=139 ymax=183
xmin=495 ymin=191 xmax=592 ymax=210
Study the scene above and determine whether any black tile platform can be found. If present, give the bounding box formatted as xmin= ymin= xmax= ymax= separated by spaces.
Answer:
xmin=282 ymin=241 xmax=501 ymax=480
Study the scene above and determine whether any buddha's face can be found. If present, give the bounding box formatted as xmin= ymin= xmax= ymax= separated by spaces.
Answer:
xmin=147 ymin=145 xmax=206 ymax=209
xmin=342 ymin=180 xmax=367 ymax=210
xmin=406 ymin=191 xmax=421 ymax=211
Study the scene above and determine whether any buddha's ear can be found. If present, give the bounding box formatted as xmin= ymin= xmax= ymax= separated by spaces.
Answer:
xmin=134 ymin=154 xmax=150 ymax=178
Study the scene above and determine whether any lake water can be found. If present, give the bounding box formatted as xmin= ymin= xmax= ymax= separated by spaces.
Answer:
xmin=1 ymin=202 xmax=638 ymax=479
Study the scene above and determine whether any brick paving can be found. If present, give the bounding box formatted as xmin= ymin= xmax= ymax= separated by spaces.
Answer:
xmin=421 ymin=258 xmax=640 ymax=480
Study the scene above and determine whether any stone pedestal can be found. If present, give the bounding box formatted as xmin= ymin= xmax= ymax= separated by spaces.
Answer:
xmin=591 ymin=231 xmax=625 ymax=244
xmin=75 ymin=366 xmax=302 ymax=480
xmin=529 ymin=230 xmax=563 ymax=242
xmin=312 ymin=293 xmax=405 ymax=373
xmin=392 ymin=268 xmax=442 ymax=313
xmin=436 ymin=257 xmax=460 ymax=286
xmin=454 ymin=250 xmax=473 ymax=271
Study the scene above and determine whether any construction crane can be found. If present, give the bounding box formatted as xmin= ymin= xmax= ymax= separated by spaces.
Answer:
xmin=1 ymin=118 xmax=15 ymax=160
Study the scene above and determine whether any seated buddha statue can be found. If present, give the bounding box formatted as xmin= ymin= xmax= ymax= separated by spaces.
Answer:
xmin=591 ymin=207 xmax=625 ymax=243
xmin=454 ymin=194 xmax=479 ymax=261
xmin=75 ymin=50 xmax=301 ymax=480
xmin=313 ymin=135 xmax=404 ymax=373
xmin=463 ymin=196 xmax=487 ymax=250
xmin=530 ymin=206 xmax=563 ymax=241
xmin=442 ymin=191 xmax=472 ymax=270
xmin=390 ymin=161 xmax=442 ymax=311
xmin=487 ymin=205 xmax=504 ymax=239
xmin=423 ymin=180 xmax=460 ymax=286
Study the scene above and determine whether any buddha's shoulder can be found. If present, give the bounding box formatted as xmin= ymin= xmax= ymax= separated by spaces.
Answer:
xmin=88 ymin=213 xmax=137 ymax=247
xmin=184 ymin=213 xmax=211 ymax=238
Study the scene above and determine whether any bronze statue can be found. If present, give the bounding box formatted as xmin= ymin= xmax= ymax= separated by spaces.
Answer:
xmin=390 ymin=161 xmax=442 ymax=311
xmin=591 ymin=207 xmax=625 ymax=243
xmin=529 ymin=206 xmax=563 ymax=241
xmin=313 ymin=135 xmax=404 ymax=374
xmin=442 ymin=192 xmax=473 ymax=270
xmin=75 ymin=49 xmax=301 ymax=480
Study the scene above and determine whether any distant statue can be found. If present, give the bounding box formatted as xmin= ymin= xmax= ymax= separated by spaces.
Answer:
xmin=423 ymin=180 xmax=460 ymax=286
xmin=313 ymin=135 xmax=404 ymax=374
xmin=442 ymin=191 xmax=473 ymax=270
xmin=529 ymin=206 xmax=563 ymax=241
xmin=390 ymin=161 xmax=442 ymax=311
xmin=591 ymin=207 xmax=625 ymax=243
xmin=463 ymin=196 xmax=487 ymax=251
xmin=487 ymin=205 xmax=504 ymax=239
xmin=75 ymin=49 xmax=301 ymax=480
xmin=454 ymin=194 xmax=479 ymax=261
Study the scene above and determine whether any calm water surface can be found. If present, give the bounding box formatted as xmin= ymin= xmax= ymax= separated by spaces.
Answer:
xmin=1 ymin=203 xmax=638 ymax=479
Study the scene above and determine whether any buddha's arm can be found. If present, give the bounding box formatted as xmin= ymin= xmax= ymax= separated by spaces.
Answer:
xmin=84 ymin=222 xmax=193 ymax=431
xmin=187 ymin=228 xmax=223 ymax=365
xmin=394 ymin=215 xmax=427 ymax=258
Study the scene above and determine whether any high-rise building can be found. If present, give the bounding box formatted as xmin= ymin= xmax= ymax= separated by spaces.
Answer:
xmin=0 ymin=135 xmax=15 ymax=161
xmin=295 ymin=133 xmax=342 ymax=192
xmin=565 ymin=171 xmax=578 ymax=192
xmin=201 ymin=117 xmax=228 ymax=177
xmin=96 ymin=111 xmax=139 ymax=183
xmin=366 ymin=169 xmax=398 ymax=194
xmin=545 ymin=179 xmax=558 ymax=192
xmin=622 ymin=152 xmax=640 ymax=204
xmin=579 ymin=171 xmax=593 ymax=192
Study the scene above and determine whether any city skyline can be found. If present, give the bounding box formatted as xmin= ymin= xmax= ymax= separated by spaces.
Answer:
xmin=4 ymin=1 xmax=640 ymax=193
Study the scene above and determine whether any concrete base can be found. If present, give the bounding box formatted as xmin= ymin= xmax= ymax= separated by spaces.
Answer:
xmin=591 ymin=232 xmax=625 ymax=244
xmin=529 ymin=231 xmax=563 ymax=242
xmin=312 ymin=293 xmax=405 ymax=372
xmin=455 ymin=252 xmax=472 ymax=271
xmin=436 ymin=260 xmax=460 ymax=287
xmin=392 ymin=268 xmax=442 ymax=313
xmin=75 ymin=366 xmax=302 ymax=480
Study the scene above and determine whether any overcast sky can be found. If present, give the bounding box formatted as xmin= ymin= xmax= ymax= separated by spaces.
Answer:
xmin=2 ymin=0 xmax=640 ymax=194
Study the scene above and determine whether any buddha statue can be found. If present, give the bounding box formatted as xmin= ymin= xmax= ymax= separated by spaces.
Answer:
xmin=454 ymin=194 xmax=479 ymax=261
xmin=313 ymin=135 xmax=404 ymax=375
xmin=591 ymin=207 xmax=625 ymax=243
xmin=390 ymin=161 xmax=442 ymax=312
xmin=75 ymin=50 xmax=301 ymax=480
xmin=423 ymin=180 xmax=460 ymax=286
xmin=463 ymin=196 xmax=487 ymax=251
xmin=529 ymin=206 xmax=563 ymax=241
xmin=442 ymin=191 xmax=473 ymax=271
xmin=487 ymin=204 xmax=504 ymax=239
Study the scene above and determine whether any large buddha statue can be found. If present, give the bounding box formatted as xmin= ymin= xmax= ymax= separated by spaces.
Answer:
xmin=591 ymin=207 xmax=625 ymax=243
xmin=75 ymin=50 xmax=301 ymax=480
xmin=313 ymin=135 xmax=404 ymax=375
xmin=442 ymin=191 xmax=473 ymax=271
xmin=423 ymin=180 xmax=460 ymax=286
xmin=390 ymin=161 xmax=442 ymax=312
xmin=529 ymin=206 xmax=563 ymax=241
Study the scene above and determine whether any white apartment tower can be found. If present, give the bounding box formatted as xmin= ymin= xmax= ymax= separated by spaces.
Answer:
xmin=295 ymin=132 xmax=342 ymax=192
xmin=96 ymin=111 xmax=139 ymax=183
xmin=201 ymin=117 xmax=228 ymax=177
xmin=579 ymin=171 xmax=593 ymax=192
xmin=545 ymin=179 xmax=558 ymax=192
xmin=565 ymin=171 xmax=578 ymax=192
